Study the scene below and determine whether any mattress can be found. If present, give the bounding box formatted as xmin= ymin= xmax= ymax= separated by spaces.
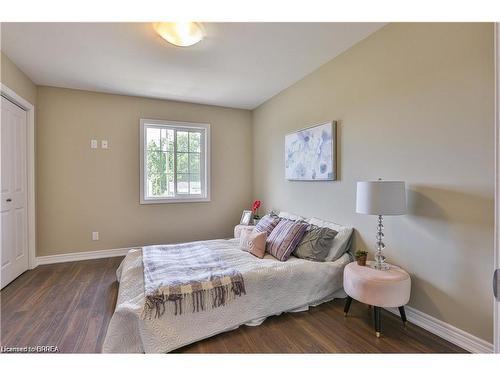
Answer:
xmin=102 ymin=238 xmax=351 ymax=353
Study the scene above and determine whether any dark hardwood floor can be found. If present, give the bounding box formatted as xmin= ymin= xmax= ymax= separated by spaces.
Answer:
xmin=1 ymin=257 xmax=467 ymax=353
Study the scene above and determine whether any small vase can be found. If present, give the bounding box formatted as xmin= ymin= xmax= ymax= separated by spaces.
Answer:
xmin=356 ymin=256 xmax=367 ymax=266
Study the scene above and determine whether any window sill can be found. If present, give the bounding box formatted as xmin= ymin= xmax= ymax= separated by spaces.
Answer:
xmin=140 ymin=197 xmax=211 ymax=205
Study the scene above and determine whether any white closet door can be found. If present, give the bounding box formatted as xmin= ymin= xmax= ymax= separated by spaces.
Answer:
xmin=1 ymin=95 xmax=29 ymax=288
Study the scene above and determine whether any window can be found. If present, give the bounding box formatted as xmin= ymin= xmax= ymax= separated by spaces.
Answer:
xmin=140 ymin=119 xmax=210 ymax=204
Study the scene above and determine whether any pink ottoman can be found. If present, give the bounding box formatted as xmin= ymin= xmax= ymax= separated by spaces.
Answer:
xmin=343 ymin=261 xmax=411 ymax=337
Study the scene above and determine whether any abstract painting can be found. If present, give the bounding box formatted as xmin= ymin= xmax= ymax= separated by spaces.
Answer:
xmin=285 ymin=121 xmax=336 ymax=181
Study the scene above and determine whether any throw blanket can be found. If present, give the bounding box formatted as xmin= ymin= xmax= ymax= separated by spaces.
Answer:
xmin=141 ymin=242 xmax=246 ymax=319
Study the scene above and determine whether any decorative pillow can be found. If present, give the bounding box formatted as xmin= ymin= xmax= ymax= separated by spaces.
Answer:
xmin=293 ymin=225 xmax=338 ymax=262
xmin=307 ymin=218 xmax=354 ymax=261
xmin=278 ymin=211 xmax=305 ymax=221
xmin=254 ymin=214 xmax=280 ymax=237
xmin=234 ymin=224 xmax=256 ymax=239
xmin=266 ymin=219 xmax=309 ymax=261
xmin=239 ymin=229 xmax=267 ymax=259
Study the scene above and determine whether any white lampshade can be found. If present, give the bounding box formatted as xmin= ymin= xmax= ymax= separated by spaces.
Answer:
xmin=356 ymin=181 xmax=406 ymax=216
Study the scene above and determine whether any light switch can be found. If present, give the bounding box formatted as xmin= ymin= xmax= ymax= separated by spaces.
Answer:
xmin=90 ymin=139 xmax=98 ymax=149
xmin=92 ymin=232 xmax=99 ymax=241
xmin=101 ymin=140 xmax=108 ymax=149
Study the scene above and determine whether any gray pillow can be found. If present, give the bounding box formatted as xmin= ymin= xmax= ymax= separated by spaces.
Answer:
xmin=293 ymin=224 xmax=338 ymax=262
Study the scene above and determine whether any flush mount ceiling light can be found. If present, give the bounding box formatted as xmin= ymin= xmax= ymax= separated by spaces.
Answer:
xmin=153 ymin=22 xmax=204 ymax=47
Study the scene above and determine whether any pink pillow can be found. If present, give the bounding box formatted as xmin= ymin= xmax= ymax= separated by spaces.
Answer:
xmin=239 ymin=229 xmax=267 ymax=258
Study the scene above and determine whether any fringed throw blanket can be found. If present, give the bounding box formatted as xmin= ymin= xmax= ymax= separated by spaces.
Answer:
xmin=141 ymin=242 xmax=246 ymax=319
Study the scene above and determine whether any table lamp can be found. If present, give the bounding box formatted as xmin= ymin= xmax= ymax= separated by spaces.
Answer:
xmin=356 ymin=179 xmax=406 ymax=270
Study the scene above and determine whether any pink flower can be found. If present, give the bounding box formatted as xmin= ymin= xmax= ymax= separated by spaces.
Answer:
xmin=252 ymin=200 xmax=261 ymax=213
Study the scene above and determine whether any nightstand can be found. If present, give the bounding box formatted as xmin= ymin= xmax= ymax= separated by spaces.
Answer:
xmin=343 ymin=261 xmax=411 ymax=337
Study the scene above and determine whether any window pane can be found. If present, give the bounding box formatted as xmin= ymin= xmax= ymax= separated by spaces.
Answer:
xmin=161 ymin=128 xmax=175 ymax=151
xmin=189 ymin=153 xmax=200 ymax=174
xmin=190 ymin=174 xmax=201 ymax=195
xmin=189 ymin=132 xmax=201 ymax=152
xmin=146 ymin=150 xmax=166 ymax=196
xmin=177 ymin=153 xmax=188 ymax=173
xmin=177 ymin=173 xmax=189 ymax=194
xmin=147 ymin=177 xmax=154 ymax=197
xmin=146 ymin=127 xmax=161 ymax=151
xmin=166 ymin=174 xmax=175 ymax=196
xmin=147 ymin=173 xmax=175 ymax=198
xmin=177 ymin=131 xmax=189 ymax=152
xmin=166 ymin=152 xmax=174 ymax=174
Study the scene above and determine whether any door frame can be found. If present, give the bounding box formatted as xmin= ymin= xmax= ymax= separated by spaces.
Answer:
xmin=0 ymin=83 xmax=36 ymax=270
xmin=495 ymin=23 xmax=500 ymax=353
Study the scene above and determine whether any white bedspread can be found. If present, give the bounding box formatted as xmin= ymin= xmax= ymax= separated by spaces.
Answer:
xmin=102 ymin=239 xmax=351 ymax=353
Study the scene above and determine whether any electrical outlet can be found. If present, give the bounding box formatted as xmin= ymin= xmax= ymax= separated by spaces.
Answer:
xmin=101 ymin=140 xmax=108 ymax=149
xmin=92 ymin=232 xmax=99 ymax=241
xmin=90 ymin=139 xmax=98 ymax=149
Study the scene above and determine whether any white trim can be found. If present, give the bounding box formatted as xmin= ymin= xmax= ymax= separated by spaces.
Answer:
xmin=385 ymin=306 xmax=494 ymax=353
xmin=35 ymin=247 xmax=133 ymax=266
xmin=494 ymin=22 xmax=500 ymax=354
xmin=0 ymin=83 xmax=36 ymax=270
xmin=139 ymin=118 xmax=211 ymax=204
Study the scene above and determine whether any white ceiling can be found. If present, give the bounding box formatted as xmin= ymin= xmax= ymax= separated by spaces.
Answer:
xmin=1 ymin=23 xmax=384 ymax=109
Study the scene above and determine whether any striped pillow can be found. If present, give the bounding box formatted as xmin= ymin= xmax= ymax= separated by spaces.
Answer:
xmin=267 ymin=219 xmax=309 ymax=261
xmin=254 ymin=214 xmax=280 ymax=237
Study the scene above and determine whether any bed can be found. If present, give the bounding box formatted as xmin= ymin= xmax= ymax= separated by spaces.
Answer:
xmin=102 ymin=216 xmax=353 ymax=353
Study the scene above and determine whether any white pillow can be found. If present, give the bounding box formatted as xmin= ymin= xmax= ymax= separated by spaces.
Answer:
xmin=278 ymin=211 xmax=305 ymax=221
xmin=307 ymin=217 xmax=353 ymax=261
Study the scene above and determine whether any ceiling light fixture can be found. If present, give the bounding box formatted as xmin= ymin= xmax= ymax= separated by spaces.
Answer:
xmin=153 ymin=22 xmax=204 ymax=47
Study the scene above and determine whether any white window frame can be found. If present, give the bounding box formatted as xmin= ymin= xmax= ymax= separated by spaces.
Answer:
xmin=140 ymin=119 xmax=210 ymax=204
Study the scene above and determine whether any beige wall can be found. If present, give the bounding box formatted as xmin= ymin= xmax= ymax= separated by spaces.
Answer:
xmin=36 ymin=87 xmax=253 ymax=256
xmin=1 ymin=51 xmax=37 ymax=105
xmin=253 ymin=23 xmax=494 ymax=342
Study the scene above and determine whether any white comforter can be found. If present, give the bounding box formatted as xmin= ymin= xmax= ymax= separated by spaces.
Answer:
xmin=102 ymin=239 xmax=351 ymax=353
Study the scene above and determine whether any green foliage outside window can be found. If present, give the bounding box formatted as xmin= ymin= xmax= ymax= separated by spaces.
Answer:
xmin=147 ymin=131 xmax=201 ymax=197
xmin=147 ymin=140 xmax=168 ymax=196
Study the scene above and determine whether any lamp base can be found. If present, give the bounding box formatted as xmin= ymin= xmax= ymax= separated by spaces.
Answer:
xmin=371 ymin=262 xmax=390 ymax=271
xmin=373 ymin=215 xmax=390 ymax=271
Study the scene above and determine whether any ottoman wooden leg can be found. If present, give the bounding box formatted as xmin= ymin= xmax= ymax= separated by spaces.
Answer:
xmin=398 ymin=306 xmax=407 ymax=327
xmin=374 ymin=306 xmax=381 ymax=337
xmin=344 ymin=296 xmax=353 ymax=317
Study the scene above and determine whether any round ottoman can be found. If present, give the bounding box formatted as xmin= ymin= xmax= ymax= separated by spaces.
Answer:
xmin=343 ymin=261 xmax=411 ymax=337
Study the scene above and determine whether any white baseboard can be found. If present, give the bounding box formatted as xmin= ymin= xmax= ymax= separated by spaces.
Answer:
xmin=385 ymin=306 xmax=494 ymax=353
xmin=35 ymin=247 xmax=133 ymax=266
